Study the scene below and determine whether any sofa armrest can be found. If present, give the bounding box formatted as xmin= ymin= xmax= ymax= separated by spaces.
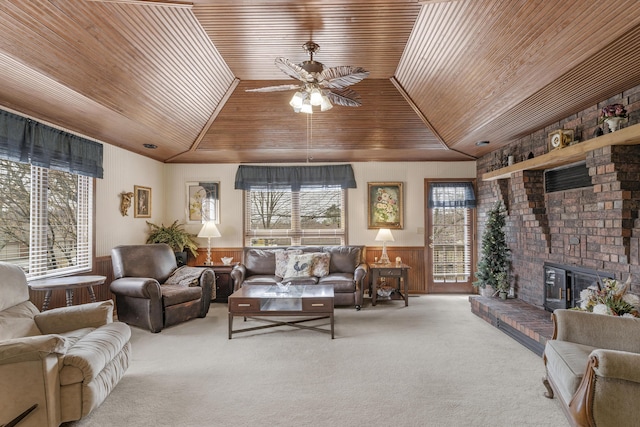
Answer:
xmin=34 ymin=300 xmax=114 ymax=334
xmin=231 ymin=265 xmax=246 ymax=291
xmin=354 ymin=263 xmax=369 ymax=285
xmin=110 ymin=277 xmax=162 ymax=299
xmin=0 ymin=335 xmax=69 ymax=365
xmin=591 ymin=349 xmax=640 ymax=383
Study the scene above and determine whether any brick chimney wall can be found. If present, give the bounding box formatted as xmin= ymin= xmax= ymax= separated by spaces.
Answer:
xmin=476 ymin=87 xmax=640 ymax=308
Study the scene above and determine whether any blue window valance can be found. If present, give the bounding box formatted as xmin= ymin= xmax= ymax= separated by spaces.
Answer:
xmin=428 ymin=182 xmax=476 ymax=208
xmin=235 ymin=164 xmax=357 ymax=191
xmin=0 ymin=109 xmax=103 ymax=178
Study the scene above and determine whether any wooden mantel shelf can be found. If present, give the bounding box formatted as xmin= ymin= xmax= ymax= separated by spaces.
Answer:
xmin=482 ymin=123 xmax=640 ymax=181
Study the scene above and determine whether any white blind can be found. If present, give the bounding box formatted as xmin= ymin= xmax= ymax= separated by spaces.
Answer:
xmin=243 ymin=186 xmax=346 ymax=246
xmin=0 ymin=161 xmax=93 ymax=279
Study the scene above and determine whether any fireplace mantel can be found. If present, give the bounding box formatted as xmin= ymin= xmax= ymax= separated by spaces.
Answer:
xmin=482 ymin=122 xmax=640 ymax=181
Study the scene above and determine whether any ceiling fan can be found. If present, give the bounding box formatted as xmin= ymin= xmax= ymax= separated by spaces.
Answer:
xmin=246 ymin=41 xmax=369 ymax=113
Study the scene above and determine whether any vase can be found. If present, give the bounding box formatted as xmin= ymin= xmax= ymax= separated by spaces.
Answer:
xmin=604 ymin=117 xmax=624 ymax=132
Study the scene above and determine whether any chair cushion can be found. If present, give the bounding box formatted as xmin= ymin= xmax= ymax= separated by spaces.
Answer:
xmin=161 ymin=285 xmax=202 ymax=307
xmin=324 ymin=246 xmax=361 ymax=273
xmin=244 ymin=249 xmax=278 ymax=276
xmin=284 ymin=253 xmax=315 ymax=278
xmin=274 ymin=249 xmax=303 ymax=278
xmin=310 ymin=253 xmax=331 ymax=277
xmin=544 ymin=340 xmax=597 ymax=404
xmin=319 ymin=273 xmax=356 ymax=292
xmin=243 ymin=275 xmax=281 ymax=285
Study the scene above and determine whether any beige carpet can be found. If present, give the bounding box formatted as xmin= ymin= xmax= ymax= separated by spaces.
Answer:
xmin=66 ymin=295 xmax=567 ymax=427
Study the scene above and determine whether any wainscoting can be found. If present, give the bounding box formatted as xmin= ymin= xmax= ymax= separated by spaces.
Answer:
xmin=28 ymin=246 xmax=428 ymax=310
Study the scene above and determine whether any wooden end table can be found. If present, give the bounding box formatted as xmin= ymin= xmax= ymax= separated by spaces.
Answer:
xmin=28 ymin=275 xmax=106 ymax=310
xmin=369 ymin=263 xmax=411 ymax=306
xmin=197 ymin=264 xmax=235 ymax=302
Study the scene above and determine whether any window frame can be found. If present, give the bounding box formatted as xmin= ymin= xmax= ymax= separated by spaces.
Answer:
xmin=0 ymin=159 xmax=94 ymax=280
xmin=243 ymin=186 xmax=348 ymax=247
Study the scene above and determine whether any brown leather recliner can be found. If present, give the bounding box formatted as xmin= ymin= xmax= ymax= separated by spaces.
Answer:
xmin=110 ymin=244 xmax=214 ymax=333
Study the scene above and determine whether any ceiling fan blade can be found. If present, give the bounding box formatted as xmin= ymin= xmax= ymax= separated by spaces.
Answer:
xmin=245 ymin=84 xmax=301 ymax=93
xmin=326 ymin=88 xmax=362 ymax=107
xmin=320 ymin=66 xmax=369 ymax=89
xmin=275 ymin=57 xmax=314 ymax=82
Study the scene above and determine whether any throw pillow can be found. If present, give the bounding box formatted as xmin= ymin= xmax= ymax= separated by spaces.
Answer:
xmin=274 ymin=249 xmax=303 ymax=278
xmin=284 ymin=253 xmax=315 ymax=278
xmin=311 ymin=252 xmax=331 ymax=277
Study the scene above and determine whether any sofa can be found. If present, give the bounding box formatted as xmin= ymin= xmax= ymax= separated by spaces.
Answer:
xmin=231 ymin=246 xmax=368 ymax=310
xmin=111 ymin=243 xmax=215 ymax=333
xmin=0 ymin=262 xmax=131 ymax=427
xmin=542 ymin=309 xmax=640 ymax=427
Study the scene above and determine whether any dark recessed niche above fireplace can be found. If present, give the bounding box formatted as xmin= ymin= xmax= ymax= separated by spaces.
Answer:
xmin=544 ymin=161 xmax=592 ymax=193
xmin=543 ymin=263 xmax=614 ymax=312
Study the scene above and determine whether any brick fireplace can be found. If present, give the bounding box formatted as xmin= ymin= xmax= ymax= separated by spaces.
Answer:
xmin=475 ymin=87 xmax=640 ymax=310
xmin=543 ymin=263 xmax=613 ymax=312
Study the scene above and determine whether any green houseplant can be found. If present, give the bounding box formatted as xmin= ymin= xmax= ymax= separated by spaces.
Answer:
xmin=474 ymin=201 xmax=511 ymax=297
xmin=146 ymin=220 xmax=199 ymax=265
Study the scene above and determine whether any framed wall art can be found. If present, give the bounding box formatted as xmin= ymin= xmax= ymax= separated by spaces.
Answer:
xmin=186 ymin=181 xmax=220 ymax=223
xmin=367 ymin=182 xmax=403 ymax=229
xmin=134 ymin=185 xmax=151 ymax=218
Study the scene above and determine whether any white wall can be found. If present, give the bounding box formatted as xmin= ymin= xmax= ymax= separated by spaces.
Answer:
xmin=96 ymin=152 xmax=476 ymax=255
xmin=163 ymin=161 xmax=477 ymax=249
xmin=95 ymin=144 xmax=165 ymax=257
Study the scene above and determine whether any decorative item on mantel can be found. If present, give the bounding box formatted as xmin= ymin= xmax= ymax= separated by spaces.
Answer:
xmin=599 ymin=103 xmax=627 ymax=133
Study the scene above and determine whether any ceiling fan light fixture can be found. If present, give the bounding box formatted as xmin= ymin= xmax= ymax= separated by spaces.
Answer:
xmin=301 ymin=99 xmax=313 ymax=114
xmin=320 ymin=95 xmax=333 ymax=111
xmin=289 ymin=91 xmax=305 ymax=109
xmin=309 ymin=87 xmax=323 ymax=106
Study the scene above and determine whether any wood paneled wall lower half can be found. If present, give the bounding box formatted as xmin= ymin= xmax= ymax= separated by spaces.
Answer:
xmin=27 ymin=246 xmax=427 ymax=309
xmin=365 ymin=246 xmax=426 ymax=294
xmin=28 ymin=256 xmax=116 ymax=311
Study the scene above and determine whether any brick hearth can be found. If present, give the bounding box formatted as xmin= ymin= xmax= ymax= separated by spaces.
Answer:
xmin=469 ymin=296 xmax=554 ymax=356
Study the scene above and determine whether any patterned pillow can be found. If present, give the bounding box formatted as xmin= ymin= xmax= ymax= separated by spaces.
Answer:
xmin=310 ymin=252 xmax=331 ymax=277
xmin=274 ymin=249 xmax=302 ymax=278
xmin=284 ymin=253 xmax=315 ymax=278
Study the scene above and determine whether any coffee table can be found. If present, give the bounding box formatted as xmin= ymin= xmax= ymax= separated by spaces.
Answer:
xmin=228 ymin=284 xmax=334 ymax=339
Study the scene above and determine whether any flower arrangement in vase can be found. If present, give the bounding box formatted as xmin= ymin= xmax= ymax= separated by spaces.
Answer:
xmin=599 ymin=103 xmax=628 ymax=132
xmin=577 ymin=276 xmax=640 ymax=318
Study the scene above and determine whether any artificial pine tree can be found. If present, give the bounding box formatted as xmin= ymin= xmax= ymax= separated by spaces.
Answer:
xmin=474 ymin=201 xmax=510 ymax=293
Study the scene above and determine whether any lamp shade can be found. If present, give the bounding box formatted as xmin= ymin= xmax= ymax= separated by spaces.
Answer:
xmin=197 ymin=221 xmax=221 ymax=238
xmin=375 ymin=228 xmax=395 ymax=242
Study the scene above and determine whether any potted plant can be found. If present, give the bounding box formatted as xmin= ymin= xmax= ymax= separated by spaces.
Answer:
xmin=146 ymin=220 xmax=199 ymax=266
xmin=474 ymin=201 xmax=511 ymax=297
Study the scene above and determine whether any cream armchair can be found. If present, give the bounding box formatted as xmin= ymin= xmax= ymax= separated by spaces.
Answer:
xmin=542 ymin=309 xmax=640 ymax=427
xmin=0 ymin=262 xmax=131 ymax=427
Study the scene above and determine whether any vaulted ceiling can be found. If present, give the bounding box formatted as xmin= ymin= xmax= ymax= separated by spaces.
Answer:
xmin=1 ymin=0 xmax=640 ymax=164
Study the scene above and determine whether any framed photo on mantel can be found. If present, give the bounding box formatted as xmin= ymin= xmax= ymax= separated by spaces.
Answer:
xmin=367 ymin=182 xmax=403 ymax=229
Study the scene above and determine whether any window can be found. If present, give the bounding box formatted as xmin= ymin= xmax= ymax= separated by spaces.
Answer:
xmin=0 ymin=159 xmax=93 ymax=279
xmin=244 ymin=185 xmax=346 ymax=246
xmin=427 ymin=182 xmax=476 ymax=287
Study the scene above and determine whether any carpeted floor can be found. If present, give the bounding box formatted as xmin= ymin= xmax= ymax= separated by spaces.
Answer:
xmin=66 ymin=295 xmax=568 ymax=427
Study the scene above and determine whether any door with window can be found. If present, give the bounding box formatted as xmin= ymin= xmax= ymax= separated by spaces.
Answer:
xmin=425 ymin=180 xmax=476 ymax=293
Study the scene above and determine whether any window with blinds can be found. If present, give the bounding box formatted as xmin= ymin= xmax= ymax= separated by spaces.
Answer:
xmin=0 ymin=159 xmax=93 ymax=279
xmin=244 ymin=185 xmax=345 ymax=246
xmin=428 ymin=183 xmax=475 ymax=283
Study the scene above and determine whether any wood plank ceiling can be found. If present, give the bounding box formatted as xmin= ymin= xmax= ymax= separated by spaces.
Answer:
xmin=0 ymin=0 xmax=639 ymax=164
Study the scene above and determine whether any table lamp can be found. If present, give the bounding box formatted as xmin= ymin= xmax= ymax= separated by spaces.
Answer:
xmin=197 ymin=221 xmax=221 ymax=266
xmin=375 ymin=228 xmax=394 ymax=264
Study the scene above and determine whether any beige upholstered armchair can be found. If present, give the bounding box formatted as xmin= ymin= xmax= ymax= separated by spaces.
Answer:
xmin=0 ymin=262 xmax=131 ymax=427
xmin=543 ymin=309 xmax=640 ymax=427
xmin=110 ymin=244 xmax=215 ymax=333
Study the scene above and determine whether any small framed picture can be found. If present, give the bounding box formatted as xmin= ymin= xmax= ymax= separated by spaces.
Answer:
xmin=134 ymin=185 xmax=151 ymax=218
xmin=368 ymin=182 xmax=403 ymax=229
xmin=186 ymin=181 xmax=220 ymax=223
